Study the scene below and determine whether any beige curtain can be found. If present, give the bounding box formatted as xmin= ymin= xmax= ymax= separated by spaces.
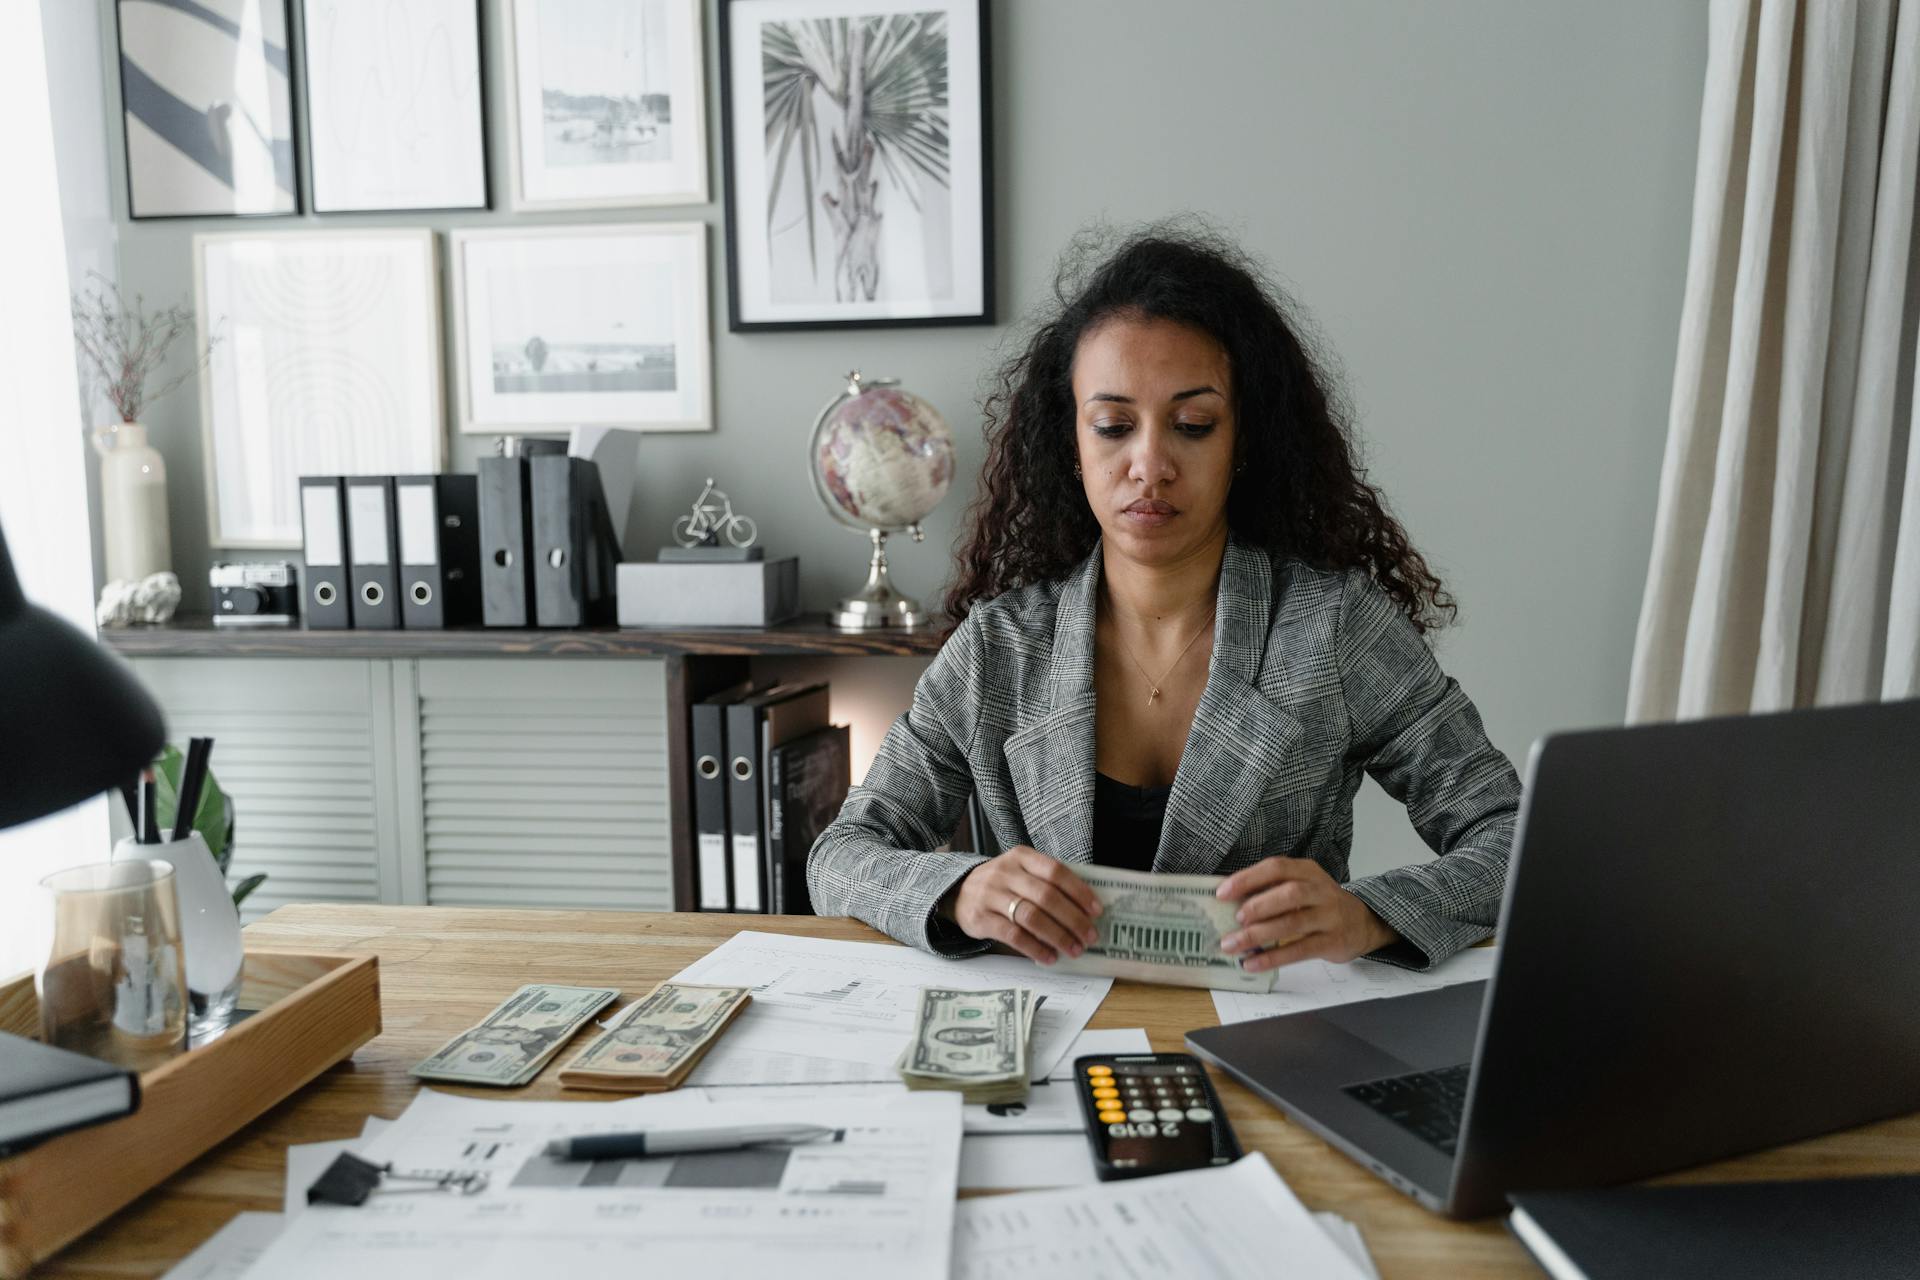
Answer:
xmin=1628 ymin=0 xmax=1920 ymax=722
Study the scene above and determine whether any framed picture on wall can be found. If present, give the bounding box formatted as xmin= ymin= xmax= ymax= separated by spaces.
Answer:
xmin=450 ymin=223 xmax=712 ymax=434
xmin=194 ymin=230 xmax=445 ymax=548
xmin=301 ymin=0 xmax=489 ymax=212
xmin=116 ymin=0 xmax=300 ymax=218
xmin=505 ymin=0 xmax=708 ymax=210
xmin=719 ymin=0 xmax=993 ymax=331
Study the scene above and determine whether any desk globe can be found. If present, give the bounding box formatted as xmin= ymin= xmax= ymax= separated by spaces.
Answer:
xmin=809 ymin=371 xmax=956 ymax=629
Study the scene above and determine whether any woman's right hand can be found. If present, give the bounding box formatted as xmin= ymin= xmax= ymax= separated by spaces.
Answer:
xmin=949 ymin=847 xmax=1102 ymax=965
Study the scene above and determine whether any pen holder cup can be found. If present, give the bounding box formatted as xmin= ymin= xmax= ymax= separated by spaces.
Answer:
xmin=114 ymin=832 xmax=244 ymax=1039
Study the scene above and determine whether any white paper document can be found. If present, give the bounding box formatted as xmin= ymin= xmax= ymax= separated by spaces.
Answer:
xmin=1210 ymin=948 xmax=1498 ymax=1025
xmin=695 ymin=1027 xmax=1151 ymax=1190
xmin=1313 ymin=1213 xmax=1381 ymax=1280
xmin=669 ymin=931 xmax=1113 ymax=1085
xmin=161 ymin=1212 xmax=282 ymax=1280
xmin=238 ymin=1089 xmax=962 ymax=1280
xmin=950 ymin=1153 xmax=1369 ymax=1279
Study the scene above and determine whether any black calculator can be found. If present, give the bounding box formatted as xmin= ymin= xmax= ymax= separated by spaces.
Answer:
xmin=1073 ymin=1052 xmax=1242 ymax=1180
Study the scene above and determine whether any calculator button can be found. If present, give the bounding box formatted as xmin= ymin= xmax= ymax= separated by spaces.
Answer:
xmin=1098 ymin=1110 xmax=1127 ymax=1125
xmin=1086 ymin=1065 xmax=1113 ymax=1077
xmin=1186 ymin=1107 xmax=1213 ymax=1123
xmin=1127 ymin=1109 xmax=1153 ymax=1123
xmin=1092 ymin=1087 xmax=1118 ymax=1100
xmin=1156 ymin=1108 xmax=1182 ymax=1122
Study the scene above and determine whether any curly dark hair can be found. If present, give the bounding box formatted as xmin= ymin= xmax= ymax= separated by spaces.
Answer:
xmin=945 ymin=222 xmax=1455 ymax=634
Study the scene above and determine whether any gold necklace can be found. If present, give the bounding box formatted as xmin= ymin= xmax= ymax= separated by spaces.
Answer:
xmin=1106 ymin=601 xmax=1215 ymax=706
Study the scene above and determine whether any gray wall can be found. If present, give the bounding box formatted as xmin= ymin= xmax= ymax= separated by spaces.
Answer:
xmin=89 ymin=0 xmax=1706 ymax=874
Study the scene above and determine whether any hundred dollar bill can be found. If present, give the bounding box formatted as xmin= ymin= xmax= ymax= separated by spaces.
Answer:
xmin=557 ymin=982 xmax=752 ymax=1093
xmin=1052 ymin=864 xmax=1277 ymax=993
xmin=411 ymin=983 xmax=620 ymax=1087
xmin=896 ymin=987 xmax=1040 ymax=1104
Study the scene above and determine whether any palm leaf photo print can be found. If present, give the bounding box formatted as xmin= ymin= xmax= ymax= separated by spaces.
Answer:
xmin=721 ymin=0 xmax=991 ymax=330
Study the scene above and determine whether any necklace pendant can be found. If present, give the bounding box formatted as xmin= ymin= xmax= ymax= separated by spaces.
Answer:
xmin=1148 ymin=687 xmax=1160 ymax=705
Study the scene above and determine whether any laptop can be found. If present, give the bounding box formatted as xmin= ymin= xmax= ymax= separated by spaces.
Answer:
xmin=1185 ymin=697 xmax=1920 ymax=1219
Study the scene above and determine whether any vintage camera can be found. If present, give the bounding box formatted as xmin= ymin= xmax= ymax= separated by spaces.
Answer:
xmin=211 ymin=562 xmax=299 ymax=626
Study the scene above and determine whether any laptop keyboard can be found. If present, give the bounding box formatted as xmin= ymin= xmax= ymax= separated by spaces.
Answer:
xmin=1342 ymin=1062 xmax=1472 ymax=1156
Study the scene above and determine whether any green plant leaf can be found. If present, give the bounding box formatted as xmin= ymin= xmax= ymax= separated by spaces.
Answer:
xmin=230 ymin=873 xmax=268 ymax=910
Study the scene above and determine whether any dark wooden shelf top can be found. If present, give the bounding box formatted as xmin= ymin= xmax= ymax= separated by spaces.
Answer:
xmin=102 ymin=615 xmax=950 ymax=659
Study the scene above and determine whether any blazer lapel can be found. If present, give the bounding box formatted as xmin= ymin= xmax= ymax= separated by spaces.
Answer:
xmin=1155 ymin=538 xmax=1301 ymax=876
xmin=1003 ymin=545 xmax=1101 ymax=865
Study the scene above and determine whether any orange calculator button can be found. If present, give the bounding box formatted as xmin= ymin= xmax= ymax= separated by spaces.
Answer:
xmin=1097 ymin=1109 xmax=1127 ymax=1124
xmin=1092 ymin=1086 xmax=1119 ymax=1100
xmin=1086 ymin=1065 xmax=1113 ymax=1077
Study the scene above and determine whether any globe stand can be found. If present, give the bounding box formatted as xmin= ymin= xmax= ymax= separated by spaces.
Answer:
xmin=832 ymin=526 xmax=928 ymax=630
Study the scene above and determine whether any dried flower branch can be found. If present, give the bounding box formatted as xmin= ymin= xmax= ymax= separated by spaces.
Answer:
xmin=70 ymin=272 xmax=218 ymax=424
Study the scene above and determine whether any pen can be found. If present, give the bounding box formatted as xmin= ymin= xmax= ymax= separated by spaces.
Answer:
xmin=172 ymin=737 xmax=212 ymax=842
xmin=543 ymin=1124 xmax=837 ymax=1161
xmin=140 ymin=770 xmax=158 ymax=845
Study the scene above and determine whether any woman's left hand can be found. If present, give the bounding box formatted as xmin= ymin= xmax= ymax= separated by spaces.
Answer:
xmin=1214 ymin=857 xmax=1399 ymax=972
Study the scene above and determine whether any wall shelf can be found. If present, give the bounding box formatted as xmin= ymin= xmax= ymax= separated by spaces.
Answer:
xmin=100 ymin=616 xmax=949 ymax=660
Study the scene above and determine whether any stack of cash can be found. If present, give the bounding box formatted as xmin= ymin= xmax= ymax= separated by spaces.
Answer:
xmin=895 ymin=986 xmax=1038 ymax=1104
xmin=1053 ymin=864 xmax=1279 ymax=993
xmin=411 ymin=983 xmax=620 ymax=1087
xmin=557 ymin=981 xmax=752 ymax=1093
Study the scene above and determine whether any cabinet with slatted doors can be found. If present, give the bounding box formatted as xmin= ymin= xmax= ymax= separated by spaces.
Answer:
xmin=395 ymin=659 xmax=672 ymax=910
xmin=126 ymin=659 xmax=403 ymax=922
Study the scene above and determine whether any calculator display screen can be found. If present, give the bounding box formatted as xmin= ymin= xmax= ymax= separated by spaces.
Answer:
xmin=1104 ymin=1117 xmax=1214 ymax=1168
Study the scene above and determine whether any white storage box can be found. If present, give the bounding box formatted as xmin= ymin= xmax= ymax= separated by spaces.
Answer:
xmin=616 ymin=557 xmax=800 ymax=627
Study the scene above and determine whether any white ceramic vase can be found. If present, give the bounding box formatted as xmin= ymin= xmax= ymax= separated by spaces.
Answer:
xmin=115 ymin=832 xmax=243 ymax=1038
xmin=91 ymin=421 xmax=172 ymax=584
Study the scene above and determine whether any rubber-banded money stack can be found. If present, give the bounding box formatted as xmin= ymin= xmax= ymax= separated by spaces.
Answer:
xmin=895 ymin=987 xmax=1038 ymax=1104
xmin=557 ymin=982 xmax=752 ymax=1093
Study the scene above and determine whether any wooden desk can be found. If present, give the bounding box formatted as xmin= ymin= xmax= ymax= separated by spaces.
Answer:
xmin=37 ymin=905 xmax=1920 ymax=1278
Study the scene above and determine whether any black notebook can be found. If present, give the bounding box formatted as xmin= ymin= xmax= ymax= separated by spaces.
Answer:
xmin=1508 ymin=1176 xmax=1920 ymax=1280
xmin=0 ymin=1031 xmax=141 ymax=1154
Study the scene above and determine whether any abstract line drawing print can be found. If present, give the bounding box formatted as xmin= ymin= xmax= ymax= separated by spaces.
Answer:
xmin=118 ymin=0 xmax=298 ymax=217
xmin=302 ymin=0 xmax=487 ymax=211
xmin=197 ymin=232 xmax=443 ymax=547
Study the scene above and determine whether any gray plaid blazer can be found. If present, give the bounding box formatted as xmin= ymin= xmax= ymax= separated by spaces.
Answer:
xmin=806 ymin=534 xmax=1521 ymax=970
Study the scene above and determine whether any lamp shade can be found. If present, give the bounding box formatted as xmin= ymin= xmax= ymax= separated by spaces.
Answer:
xmin=0 ymin=520 xmax=166 ymax=830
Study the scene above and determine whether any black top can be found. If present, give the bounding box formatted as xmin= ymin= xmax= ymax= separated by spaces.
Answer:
xmin=1092 ymin=771 xmax=1172 ymax=872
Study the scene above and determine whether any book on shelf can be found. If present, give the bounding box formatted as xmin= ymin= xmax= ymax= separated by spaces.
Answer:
xmin=765 ymin=723 xmax=852 ymax=915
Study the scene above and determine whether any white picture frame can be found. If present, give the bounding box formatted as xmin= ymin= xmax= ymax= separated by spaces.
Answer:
xmin=194 ymin=229 xmax=446 ymax=549
xmin=450 ymin=223 xmax=711 ymax=435
xmin=505 ymin=0 xmax=709 ymax=210
xmin=301 ymin=0 xmax=489 ymax=212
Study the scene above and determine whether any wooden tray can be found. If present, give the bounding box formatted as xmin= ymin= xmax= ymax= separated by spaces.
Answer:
xmin=0 ymin=949 xmax=380 ymax=1278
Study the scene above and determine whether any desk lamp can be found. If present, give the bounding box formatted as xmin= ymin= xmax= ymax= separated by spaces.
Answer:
xmin=0 ymin=519 xmax=165 ymax=829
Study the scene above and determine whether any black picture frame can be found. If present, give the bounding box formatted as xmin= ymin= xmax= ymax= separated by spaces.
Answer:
xmin=115 ymin=0 xmax=303 ymax=220
xmin=718 ymin=0 xmax=995 ymax=332
xmin=298 ymin=0 xmax=493 ymax=214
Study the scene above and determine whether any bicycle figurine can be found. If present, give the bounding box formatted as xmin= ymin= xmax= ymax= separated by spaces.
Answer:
xmin=672 ymin=477 xmax=758 ymax=548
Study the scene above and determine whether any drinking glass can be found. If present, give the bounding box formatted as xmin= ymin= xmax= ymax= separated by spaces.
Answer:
xmin=37 ymin=860 xmax=189 ymax=1071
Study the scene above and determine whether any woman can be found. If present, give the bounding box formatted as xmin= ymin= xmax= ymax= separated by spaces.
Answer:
xmin=807 ymin=226 xmax=1520 ymax=975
